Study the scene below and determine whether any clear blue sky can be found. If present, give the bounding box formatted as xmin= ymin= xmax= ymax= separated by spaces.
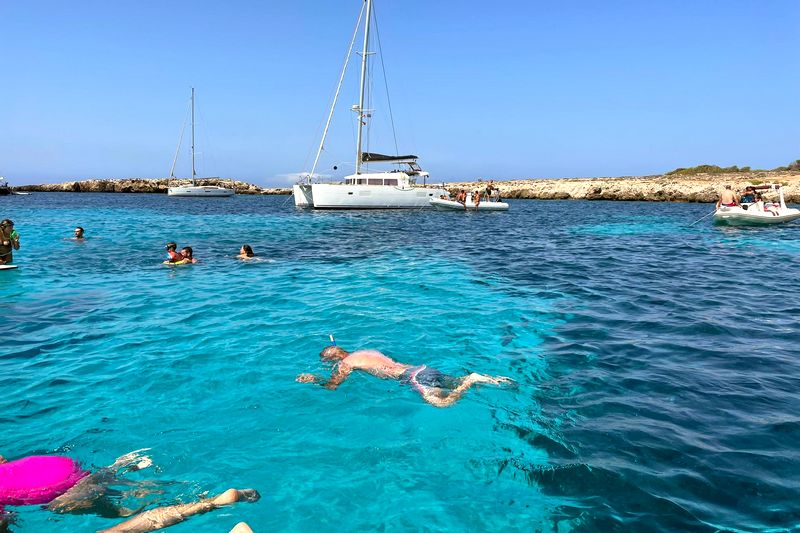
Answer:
xmin=1 ymin=0 xmax=799 ymax=185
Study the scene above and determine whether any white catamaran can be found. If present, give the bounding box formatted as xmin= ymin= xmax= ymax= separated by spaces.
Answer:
xmin=293 ymin=0 xmax=448 ymax=209
xmin=167 ymin=88 xmax=234 ymax=198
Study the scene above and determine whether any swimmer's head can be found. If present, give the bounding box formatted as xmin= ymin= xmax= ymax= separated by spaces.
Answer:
xmin=166 ymin=242 xmax=177 ymax=251
xmin=320 ymin=346 xmax=348 ymax=361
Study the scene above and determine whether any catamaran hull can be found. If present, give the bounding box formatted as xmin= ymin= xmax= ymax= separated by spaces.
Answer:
xmin=306 ymin=184 xmax=447 ymax=209
xmin=293 ymin=184 xmax=313 ymax=207
xmin=713 ymin=206 xmax=800 ymax=226
xmin=167 ymin=186 xmax=235 ymax=197
xmin=430 ymin=198 xmax=509 ymax=211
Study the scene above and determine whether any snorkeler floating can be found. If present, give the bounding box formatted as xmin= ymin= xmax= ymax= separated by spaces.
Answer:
xmin=0 ymin=449 xmax=258 ymax=533
xmin=297 ymin=343 xmax=513 ymax=408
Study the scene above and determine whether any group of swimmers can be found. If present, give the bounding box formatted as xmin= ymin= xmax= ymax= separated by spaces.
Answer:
xmin=0 ymin=450 xmax=258 ymax=533
xmin=2 ymin=214 xmax=515 ymax=531
xmin=0 ymin=220 xmax=263 ymax=268
xmin=164 ymin=242 xmax=257 ymax=265
xmin=1 ymin=341 xmax=511 ymax=532
xmin=716 ymin=185 xmax=781 ymax=215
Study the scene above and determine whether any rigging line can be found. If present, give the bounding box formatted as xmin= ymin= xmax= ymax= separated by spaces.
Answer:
xmin=372 ymin=4 xmax=399 ymax=156
xmin=309 ymin=1 xmax=367 ymax=180
xmin=169 ymin=98 xmax=191 ymax=178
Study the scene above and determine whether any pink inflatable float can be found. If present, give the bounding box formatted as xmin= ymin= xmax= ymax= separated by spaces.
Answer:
xmin=0 ymin=456 xmax=87 ymax=506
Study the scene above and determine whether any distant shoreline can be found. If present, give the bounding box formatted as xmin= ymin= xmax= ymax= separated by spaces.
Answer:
xmin=13 ymin=171 xmax=800 ymax=202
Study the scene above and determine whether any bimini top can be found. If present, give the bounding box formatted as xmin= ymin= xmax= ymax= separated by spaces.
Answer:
xmin=362 ymin=152 xmax=418 ymax=163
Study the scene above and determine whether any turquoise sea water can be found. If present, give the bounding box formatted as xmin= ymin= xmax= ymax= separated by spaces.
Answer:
xmin=1 ymin=193 xmax=799 ymax=532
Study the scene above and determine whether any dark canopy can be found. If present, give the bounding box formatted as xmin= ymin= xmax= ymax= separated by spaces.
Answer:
xmin=361 ymin=152 xmax=418 ymax=163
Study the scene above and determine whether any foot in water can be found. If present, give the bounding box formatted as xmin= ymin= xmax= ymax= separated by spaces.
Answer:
xmin=109 ymin=449 xmax=153 ymax=474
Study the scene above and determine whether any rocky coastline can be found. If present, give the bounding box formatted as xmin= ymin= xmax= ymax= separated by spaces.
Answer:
xmin=14 ymin=178 xmax=290 ymax=195
xmin=12 ymin=171 xmax=800 ymax=202
xmin=446 ymin=170 xmax=800 ymax=203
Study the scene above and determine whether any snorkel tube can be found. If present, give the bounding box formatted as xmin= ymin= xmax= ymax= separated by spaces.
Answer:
xmin=329 ymin=334 xmax=336 ymax=346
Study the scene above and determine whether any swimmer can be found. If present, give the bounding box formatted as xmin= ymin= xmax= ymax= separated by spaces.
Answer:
xmin=180 ymin=247 xmax=197 ymax=264
xmin=0 ymin=219 xmax=20 ymax=265
xmin=0 ymin=450 xmax=259 ymax=533
xmin=164 ymin=242 xmax=182 ymax=264
xmin=73 ymin=227 xmax=85 ymax=240
xmin=297 ymin=345 xmax=513 ymax=408
xmin=237 ymin=244 xmax=256 ymax=260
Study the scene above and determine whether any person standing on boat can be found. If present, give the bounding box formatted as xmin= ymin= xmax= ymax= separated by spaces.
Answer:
xmin=297 ymin=345 xmax=513 ymax=408
xmin=716 ymin=185 xmax=739 ymax=208
xmin=472 ymin=190 xmax=481 ymax=208
xmin=0 ymin=219 xmax=20 ymax=265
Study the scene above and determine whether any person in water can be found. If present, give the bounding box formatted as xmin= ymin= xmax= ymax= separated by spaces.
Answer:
xmin=164 ymin=242 xmax=182 ymax=263
xmin=180 ymin=247 xmax=197 ymax=264
xmin=73 ymin=227 xmax=85 ymax=240
xmin=0 ymin=450 xmax=259 ymax=533
xmin=0 ymin=219 xmax=19 ymax=265
xmin=716 ymin=185 xmax=740 ymax=208
xmin=237 ymin=244 xmax=255 ymax=259
xmin=296 ymin=345 xmax=512 ymax=408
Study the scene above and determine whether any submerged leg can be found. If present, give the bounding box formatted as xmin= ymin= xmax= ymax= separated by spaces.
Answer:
xmin=98 ymin=488 xmax=260 ymax=533
xmin=414 ymin=373 xmax=512 ymax=408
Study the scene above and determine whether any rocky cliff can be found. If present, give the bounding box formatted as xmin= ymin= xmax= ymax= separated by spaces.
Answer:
xmin=14 ymin=171 xmax=800 ymax=202
xmin=15 ymin=178 xmax=290 ymax=195
xmin=446 ymin=171 xmax=800 ymax=203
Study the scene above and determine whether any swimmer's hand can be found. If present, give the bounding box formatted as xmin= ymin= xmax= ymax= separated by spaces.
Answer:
xmin=296 ymin=373 xmax=319 ymax=383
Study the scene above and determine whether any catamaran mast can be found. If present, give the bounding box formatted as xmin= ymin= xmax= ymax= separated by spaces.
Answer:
xmin=191 ymin=87 xmax=196 ymax=185
xmin=309 ymin=3 xmax=366 ymax=182
xmin=355 ymin=0 xmax=373 ymax=175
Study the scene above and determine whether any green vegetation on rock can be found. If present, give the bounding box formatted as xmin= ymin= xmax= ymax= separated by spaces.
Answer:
xmin=666 ymin=159 xmax=800 ymax=176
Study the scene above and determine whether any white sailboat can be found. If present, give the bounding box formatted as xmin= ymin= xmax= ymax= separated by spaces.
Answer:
xmin=293 ymin=0 xmax=447 ymax=209
xmin=167 ymin=88 xmax=234 ymax=197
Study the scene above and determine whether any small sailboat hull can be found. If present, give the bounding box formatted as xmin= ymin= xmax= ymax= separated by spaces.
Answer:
xmin=167 ymin=186 xmax=235 ymax=197
xmin=430 ymin=198 xmax=509 ymax=211
xmin=713 ymin=205 xmax=800 ymax=226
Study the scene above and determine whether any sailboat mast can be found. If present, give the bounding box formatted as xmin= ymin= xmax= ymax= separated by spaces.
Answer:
xmin=191 ymin=87 xmax=196 ymax=185
xmin=355 ymin=0 xmax=373 ymax=175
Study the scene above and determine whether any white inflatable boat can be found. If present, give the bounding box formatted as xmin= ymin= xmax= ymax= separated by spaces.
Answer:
xmin=713 ymin=185 xmax=800 ymax=226
xmin=430 ymin=197 xmax=509 ymax=212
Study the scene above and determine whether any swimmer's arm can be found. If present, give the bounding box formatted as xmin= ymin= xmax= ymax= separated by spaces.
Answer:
xmin=321 ymin=364 xmax=352 ymax=390
xmin=296 ymin=364 xmax=352 ymax=390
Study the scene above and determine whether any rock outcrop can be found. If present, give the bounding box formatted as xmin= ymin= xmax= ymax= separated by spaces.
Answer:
xmin=445 ymin=171 xmax=800 ymax=203
xmin=14 ymin=171 xmax=800 ymax=202
xmin=16 ymin=178 xmax=290 ymax=195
